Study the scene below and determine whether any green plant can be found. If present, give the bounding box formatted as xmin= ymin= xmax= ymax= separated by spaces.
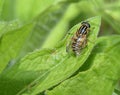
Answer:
xmin=0 ymin=0 xmax=120 ymax=95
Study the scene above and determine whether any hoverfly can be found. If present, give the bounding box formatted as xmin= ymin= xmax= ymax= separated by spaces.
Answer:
xmin=66 ymin=21 xmax=91 ymax=56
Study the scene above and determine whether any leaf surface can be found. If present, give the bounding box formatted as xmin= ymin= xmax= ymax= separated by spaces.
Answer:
xmin=47 ymin=35 xmax=120 ymax=95
xmin=0 ymin=23 xmax=33 ymax=73
xmin=0 ymin=16 xmax=101 ymax=95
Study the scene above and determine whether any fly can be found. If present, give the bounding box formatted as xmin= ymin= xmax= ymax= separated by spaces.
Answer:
xmin=66 ymin=21 xmax=91 ymax=56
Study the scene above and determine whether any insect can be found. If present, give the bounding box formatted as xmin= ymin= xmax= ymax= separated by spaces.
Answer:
xmin=66 ymin=21 xmax=91 ymax=56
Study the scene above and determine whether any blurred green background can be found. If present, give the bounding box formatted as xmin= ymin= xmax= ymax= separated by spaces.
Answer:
xmin=0 ymin=0 xmax=120 ymax=95
xmin=1 ymin=0 xmax=120 ymax=50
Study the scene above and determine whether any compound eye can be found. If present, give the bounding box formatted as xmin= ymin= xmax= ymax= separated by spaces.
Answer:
xmin=81 ymin=21 xmax=90 ymax=28
xmin=81 ymin=22 xmax=86 ymax=25
xmin=87 ymin=23 xmax=90 ymax=28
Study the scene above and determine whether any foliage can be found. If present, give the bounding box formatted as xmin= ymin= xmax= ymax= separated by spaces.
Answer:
xmin=0 ymin=0 xmax=120 ymax=95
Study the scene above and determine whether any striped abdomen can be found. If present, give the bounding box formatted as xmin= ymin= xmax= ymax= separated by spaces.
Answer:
xmin=71 ymin=34 xmax=87 ymax=55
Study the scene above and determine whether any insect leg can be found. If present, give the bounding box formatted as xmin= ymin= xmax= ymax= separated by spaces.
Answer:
xmin=66 ymin=43 xmax=70 ymax=53
xmin=67 ymin=32 xmax=74 ymax=36
xmin=66 ymin=41 xmax=72 ymax=53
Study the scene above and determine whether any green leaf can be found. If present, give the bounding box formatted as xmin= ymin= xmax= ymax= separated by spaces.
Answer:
xmin=46 ymin=35 xmax=120 ymax=95
xmin=114 ymin=81 xmax=120 ymax=95
xmin=15 ymin=0 xmax=61 ymax=22
xmin=0 ymin=23 xmax=34 ymax=73
xmin=0 ymin=20 xmax=21 ymax=37
xmin=0 ymin=0 xmax=79 ymax=22
xmin=91 ymin=0 xmax=120 ymax=34
xmin=0 ymin=0 xmax=4 ymax=17
xmin=114 ymin=89 xmax=120 ymax=95
xmin=24 ymin=3 xmax=69 ymax=53
xmin=1 ymin=0 xmax=58 ymax=21
xmin=23 ymin=17 xmax=101 ymax=95
xmin=0 ymin=16 xmax=100 ymax=95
